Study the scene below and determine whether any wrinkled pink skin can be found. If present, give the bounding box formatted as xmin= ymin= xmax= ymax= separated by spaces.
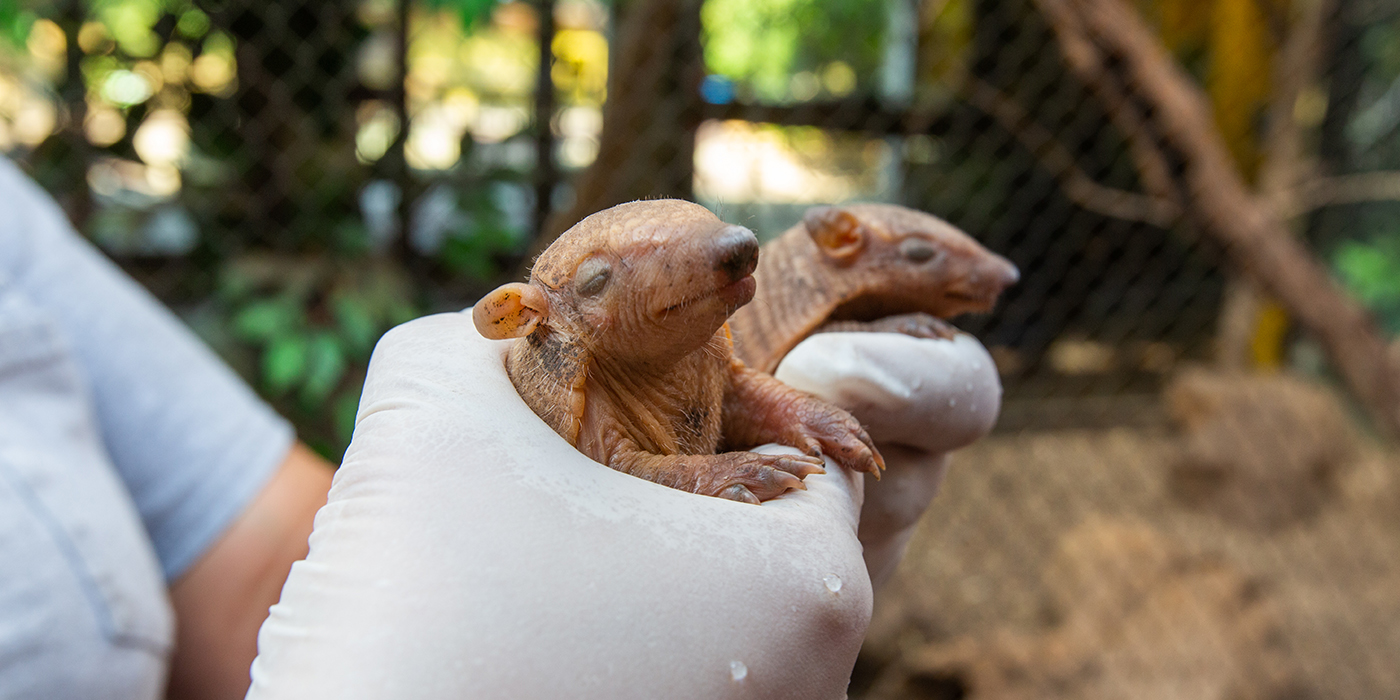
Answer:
xmin=731 ymin=203 xmax=1020 ymax=374
xmin=483 ymin=200 xmax=883 ymax=504
xmin=726 ymin=203 xmax=1017 ymax=585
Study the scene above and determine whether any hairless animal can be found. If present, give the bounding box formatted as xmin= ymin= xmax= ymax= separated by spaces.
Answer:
xmin=729 ymin=204 xmax=1020 ymax=374
xmin=474 ymin=199 xmax=884 ymax=504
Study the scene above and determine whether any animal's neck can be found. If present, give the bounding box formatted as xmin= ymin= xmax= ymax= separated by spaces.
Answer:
xmin=732 ymin=226 xmax=853 ymax=373
xmin=583 ymin=332 xmax=729 ymax=455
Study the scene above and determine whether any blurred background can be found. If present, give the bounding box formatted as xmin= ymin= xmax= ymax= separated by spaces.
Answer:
xmin=2 ymin=0 xmax=1399 ymax=696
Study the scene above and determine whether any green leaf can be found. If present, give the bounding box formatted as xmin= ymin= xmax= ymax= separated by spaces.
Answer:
xmin=306 ymin=438 xmax=339 ymax=463
xmin=333 ymin=386 xmax=364 ymax=445
xmin=438 ymin=217 xmax=523 ymax=280
xmin=300 ymin=333 xmax=348 ymax=406
xmin=1334 ymin=235 xmax=1400 ymax=338
xmin=420 ymin=0 xmax=496 ymax=30
xmin=176 ymin=8 xmax=210 ymax=39
xmin=438 ymin=236 xmax=496 ymax=280
xmin=0 ymin=3 xmax=35 ymax=48
xmin=1336 ymin=242 xmax=1400 ymax=306
xmin=232 ymin=299 xmax=298 ymax=341
xmin=333 ymin=295 xmax=379 ymax=357
xmin=263 ymin=334 xmax=311 ymax=395
xmin=333 ymin=220 xmax=371 ymax=256
xmin=389 ymin=299 xmax=420 ymax=326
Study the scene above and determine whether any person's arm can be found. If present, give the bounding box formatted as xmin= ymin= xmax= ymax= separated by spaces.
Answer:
xmin=0 ymin=158 xmax=328 ymax=699
xmin=166 ymin=443 xmax=332 ymax=700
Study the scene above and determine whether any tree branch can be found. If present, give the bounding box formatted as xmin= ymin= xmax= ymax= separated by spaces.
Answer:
xmin=1259 ymin=0 xmax=1333 ymax=205
xmin=1034 ymin=0 xmax=1400 ymax=438
xmin=1277 ymin=171 xmax=1400 ymax=217
xmin=965 ymin=80 xmax=1180 ymax=227
xmin=1219 ymin=0 xmax=1334 ymax=370
xmin=524 ymin=0 xmax=704 ymax=265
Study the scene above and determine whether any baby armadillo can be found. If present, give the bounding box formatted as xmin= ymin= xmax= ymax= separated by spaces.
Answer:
xmin=730 ymin=204 xmax=1019 ymax=373
xmin=474 ymin=199 xmax=885 ymax=504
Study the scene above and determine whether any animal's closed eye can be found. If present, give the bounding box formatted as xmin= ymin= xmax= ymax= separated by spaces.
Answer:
xmin=900 ymin=238 xmax=940 ymax=263
xmin=576 ymin=258 xmax=612 ymax=296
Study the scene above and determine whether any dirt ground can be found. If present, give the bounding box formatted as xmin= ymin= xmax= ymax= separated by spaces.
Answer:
xmin=852 ymin=374 xmax=1400 ymax=700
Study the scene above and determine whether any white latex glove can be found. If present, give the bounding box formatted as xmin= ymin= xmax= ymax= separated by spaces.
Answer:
xmin=247 ymin=317 xmax=1000 ymax=699
xmin=248 ymin=312 xmax=871 ymax=700
xmin=774 ymin=332 xmax=1002 ymax=588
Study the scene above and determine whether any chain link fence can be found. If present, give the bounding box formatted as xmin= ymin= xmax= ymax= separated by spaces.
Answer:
xmin=3 ymin=0 xmax=1399 ymax=697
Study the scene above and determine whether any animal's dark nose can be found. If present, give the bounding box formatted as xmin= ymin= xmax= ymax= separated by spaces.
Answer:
xmin=714 ymin=225 xmax=760 ymax=281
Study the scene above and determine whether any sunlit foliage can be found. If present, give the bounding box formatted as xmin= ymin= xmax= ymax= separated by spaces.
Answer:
xmin=701 ymin=0 xmax=884 ymax=102
xmin=1335 ymin=229 xmax=1400 ymax=335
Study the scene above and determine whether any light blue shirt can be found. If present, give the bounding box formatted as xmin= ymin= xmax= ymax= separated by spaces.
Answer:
xmin=0 ymin=158 xmax=294 ymax=699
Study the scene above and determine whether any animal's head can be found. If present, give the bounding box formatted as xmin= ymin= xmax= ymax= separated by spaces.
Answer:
xmin=474 ymin=199 xmax=760 ymax=364
xmin=801 ymin=203 xmax=1019 ymax=319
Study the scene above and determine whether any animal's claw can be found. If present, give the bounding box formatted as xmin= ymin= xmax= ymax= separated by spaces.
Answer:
xmin=774 ymin=454 xmax=826 ymax=479
xmin=852 ymin=422 xmax=884 ymax=475
xmin=704 ymin=453 xmax=824 ymax=503
xmin=791 ymin=398 xmax=886 ymax=478
xmin=771 ymin=469 xmax=807 ymax=491
xmin=718 ymin=484 xmax=761 ymax=504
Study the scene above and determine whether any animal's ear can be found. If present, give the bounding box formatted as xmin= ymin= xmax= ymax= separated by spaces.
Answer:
xmin=803 ymin=206 xmax=866 ymax=264
xmin=474 ymin=283 xmax=550 ymax=340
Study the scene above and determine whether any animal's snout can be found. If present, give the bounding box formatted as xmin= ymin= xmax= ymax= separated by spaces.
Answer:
xmin=954 ymin=253 xmax=1019 ymax=309
xmin=714 ymin=225 xmax=760 ymax=282
xmin=991 ymin=256 xmax=1020 ymax=289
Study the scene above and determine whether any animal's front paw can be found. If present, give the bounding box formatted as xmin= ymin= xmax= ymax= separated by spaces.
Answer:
xmin=818 ymin=313 xmax=959 ymax=340
xmin=869 ymin=312 xmax=960 ymax=340
xmin=788 ymin=399 xmax=885 ymax=478
xmin=701 ymin=453 xmax=826 ymax=504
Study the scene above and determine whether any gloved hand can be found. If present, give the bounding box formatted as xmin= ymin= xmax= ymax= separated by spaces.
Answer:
xmin=773 ymin=332 xmax=1002 ymax=588
xmin=246 ymin=313 xmax=1000 ymax=699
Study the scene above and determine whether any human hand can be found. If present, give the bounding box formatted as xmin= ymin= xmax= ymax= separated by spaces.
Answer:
xmin=773 ymin=332 xmax=1003 ymax=588
xmin=247 ymin=312 xmax=873 ymax=700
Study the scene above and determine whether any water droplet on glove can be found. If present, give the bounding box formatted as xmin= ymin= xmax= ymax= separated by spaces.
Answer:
xmin=823 ymin=574 xmax=843 ymax=593
xmin=730 ymin=660 xmax=748 ymax=681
